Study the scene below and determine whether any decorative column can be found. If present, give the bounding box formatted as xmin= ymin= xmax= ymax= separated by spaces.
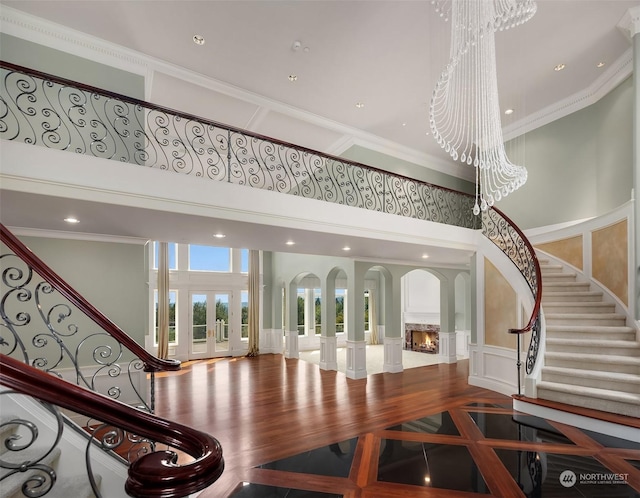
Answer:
xmin=319 ymin=276 xmax=337 ymax=370
xmin=284 ymin=281 xmax=299 ymax=359
xmin=383 ymin=273 xmax=403 ymax=373
xmin=439 ymin=273 xmax=458 ymax=364
xmin=619 ymin=6 xmax=640 ymax=322
xmin=346 ymin=264 xmax=367 ymax=379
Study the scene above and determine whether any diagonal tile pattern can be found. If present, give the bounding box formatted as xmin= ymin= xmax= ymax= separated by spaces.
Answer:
xmin=233 ymin=401 xmax=640 ymax=497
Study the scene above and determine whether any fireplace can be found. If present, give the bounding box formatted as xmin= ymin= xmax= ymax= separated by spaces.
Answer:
xmin=405 ymin=323 xmax=440 ymax=354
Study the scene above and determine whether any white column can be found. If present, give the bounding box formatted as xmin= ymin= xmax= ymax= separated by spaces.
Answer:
xmin=619 ymin=7 xmax=640 ymax=321
xmin=383 ymin=336 xmax=403 ymax=373
xmin=319 ymin=335 xmax=337 ymax=370
xmin=345 ymin=340 xmax=367 ymax=379
xmin=439 ymin=331 xmax=457 ymax=364
xmin=284 ymin=329 xmax=299 ymax=359
xmin=259 ymin=329 xmax=283 ymax=354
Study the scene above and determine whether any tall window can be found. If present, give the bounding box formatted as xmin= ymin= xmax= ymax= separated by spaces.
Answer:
xmin=153 ymin=242 xmax=177 ymax=269
xmin=154 ymin=290 xmax=177 ymax=345
xmin=189 ymin=245 xmax=230 ymax=271
xmin=297 ymin=288 xmax=305 ymax=335
xmin=314 ymin=289 xmax=321 ymax=335
xmin=364 ymin=290 xmax=370 ymax=332
xmin=336 ymin=289 xmax=345 ymax=333
xmin=241 ymin=290 xmax=249 ymax=339
xmin=240 ymin=248 xmax=249 ymax=273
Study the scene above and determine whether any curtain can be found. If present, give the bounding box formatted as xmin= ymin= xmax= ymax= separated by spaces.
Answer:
xmin=157 ymin=242 xmax=170 ymax=359
xmin=369 ymin=288 xmax=379 ymax=345
xmin=246 ymin=249 xmax=260 ymax=357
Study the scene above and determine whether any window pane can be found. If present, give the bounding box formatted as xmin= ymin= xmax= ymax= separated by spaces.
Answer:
xmin=154 ymin=290 xmax=177 ymax=345
xmin=189 ymin=245 xmax=230 ymax=271
xmin=336 ymin=289 xmax=345 ymax=334
xmin=241 ymin=290 xmax=249 ymax=339
xmin=314 ymin=289 xmax=321 ymax=335
xmin=240 ymin=249 xmax=249 ymax=273
xmin=297 ymin=288 xmax=305 ymax=336
xmin=153 ymin=242 xmax=177 ymax=270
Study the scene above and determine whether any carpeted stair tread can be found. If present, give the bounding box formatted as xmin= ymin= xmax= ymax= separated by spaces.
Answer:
xmin=545 ymin=351 xmax=640 ymax=365
xmin=546 ymin=324 xmax=635 ymax=333
xmin=536 ymin=380 xmax=640 ymax=403
xmin=542 ymin=366 xmax=640 ymax=383
xmin=546 ymin=338 xmax=639 ymax=348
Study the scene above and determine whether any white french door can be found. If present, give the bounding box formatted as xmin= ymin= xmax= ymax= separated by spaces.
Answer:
xmin=188 ymin=291 xmax=231 ymax=360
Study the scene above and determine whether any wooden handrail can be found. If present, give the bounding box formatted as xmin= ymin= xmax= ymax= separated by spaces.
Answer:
xmin=0 ymin=353 xmax=224 ymax=497
xmin=0 ymin=60 xmax=474 ymax=199
xmin=492 ymin=206 xmax=543 ymax=335
xmin=0 ymin=223 xmax=180 ymax=373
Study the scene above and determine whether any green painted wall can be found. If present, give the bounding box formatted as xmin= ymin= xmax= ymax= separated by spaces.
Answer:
xmin=498 ymin=77 xmax=633 ymax=229
xmin=340 ymin=145 xmax=475 ymax=194
xmin=17 ymin=236 xmax=148 ymax=366
xmin=0 ymin=33 xmax=144 ymax=97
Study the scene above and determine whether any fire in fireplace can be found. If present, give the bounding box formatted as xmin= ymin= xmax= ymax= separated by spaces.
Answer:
xmin=405 ymin=324 xmax=440 ymax=354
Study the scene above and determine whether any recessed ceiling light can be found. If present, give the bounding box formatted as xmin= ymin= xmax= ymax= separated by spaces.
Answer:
xmin=193 ymin=34 xmax=205 ymax=46
xmin=64 ymin=217 xmax=79 ymax=224
xmin=402 ymin=122 xmax=407 ymax=127
xmin=286 ymin=240 xmax=295 ymax=245
xmin=213 ymin=233 xmax=226 ymax=239
xmin=342 ymin=246 xmax=351 ymax=251
xmin=355 ymin=102 xmax=365 ymax=109
xmin=596 ymin=61 xmax=606 ymax=68
xmin=422 ymin=253 xmax=429 ymax=259
xmin=288 ymin=74 xmax=298 ymax=82
xmin=554 ymin=63 xmax=566 ymax=72
xmin=504 ymin=108 xmax=514 ymax=115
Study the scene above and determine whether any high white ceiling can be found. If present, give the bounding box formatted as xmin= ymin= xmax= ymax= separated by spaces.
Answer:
xmin=0 ymin=0 xmax=637 ymax=267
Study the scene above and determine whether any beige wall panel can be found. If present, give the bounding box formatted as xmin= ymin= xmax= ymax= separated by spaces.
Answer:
xmin=484 ymin=259 xmax=517 ymax=350
xmin=591 ymin=220 xmax=628 ymax=306
xmin=535 ymin=236 xmax=583 ymax=270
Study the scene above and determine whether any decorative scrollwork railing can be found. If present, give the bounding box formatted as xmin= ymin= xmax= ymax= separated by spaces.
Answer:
xmin=0 ymin=223 xmax=180 ymax=413
xmin=1 ymin=354 xmax=224 ymax=498
xmin=482 ymin=207 xmax=542 ymax=393
xmin=0 ymin=61 xmax=480 ymax=230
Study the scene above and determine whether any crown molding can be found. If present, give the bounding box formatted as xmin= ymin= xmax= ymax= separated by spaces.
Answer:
xmin=503 ymin=47 xmax=633 ymax=141
xmin=8 ymin=226 xmax=149 ymax=245
xmin=617 ymin=5 xmax=640 ymax=40
xmin=0 ymin=6 xmax=148 ymax=75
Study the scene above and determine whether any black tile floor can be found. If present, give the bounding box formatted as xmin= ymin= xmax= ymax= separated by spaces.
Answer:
xmin=230 ymin=402 xmax=640 ymax=497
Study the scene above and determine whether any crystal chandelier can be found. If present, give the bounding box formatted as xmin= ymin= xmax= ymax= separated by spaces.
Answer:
xmin=430 ymin=0 xmax=537 ymax=214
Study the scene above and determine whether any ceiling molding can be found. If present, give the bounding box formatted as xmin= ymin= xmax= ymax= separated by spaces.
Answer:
xmin=503 ymin=47 xmax=633 ymax=141
xmin=8 ymin=226 xmax=149 ymax=245
xmin=617 ymin=5 xmax=640 ymax=40
xmin=0 ymin=6 xmax=148 ymax=75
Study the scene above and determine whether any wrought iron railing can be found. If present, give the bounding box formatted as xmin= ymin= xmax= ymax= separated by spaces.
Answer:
xmin=0 ymin=223 xmax=180 ymax=412
xmin=1 ymin=354 xmax=224 ymax=498
xmin=0 ymin=61 xmax=479 ymax=230
xmin=0 ymin=61 xmax=542 ymax=392
xmin=482 ymin=207 xmax=543 ymax=393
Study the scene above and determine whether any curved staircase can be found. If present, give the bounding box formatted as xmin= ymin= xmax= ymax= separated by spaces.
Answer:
xmin=536 ymin=255 xmax=640 ymax=418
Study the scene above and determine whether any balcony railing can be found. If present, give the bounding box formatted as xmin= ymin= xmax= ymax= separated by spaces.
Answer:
xmin=0 ymin=61 xmax=479 ymax=230
xmin=0 ymin=61 xmax=541 ymax=391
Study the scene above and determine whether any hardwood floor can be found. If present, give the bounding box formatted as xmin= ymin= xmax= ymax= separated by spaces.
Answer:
xmin=153 ymin=355 xmax=640 ymax=497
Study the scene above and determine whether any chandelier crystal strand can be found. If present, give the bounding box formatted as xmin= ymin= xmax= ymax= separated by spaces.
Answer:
xmin=429 ymin=0 xmax=536 ymax=214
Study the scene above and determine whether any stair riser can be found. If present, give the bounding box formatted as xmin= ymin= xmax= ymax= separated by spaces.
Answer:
xmin=542 ymin=294 xmax=603 ymax=303
xmin=546 ymin=330 xmax=636 ymax=341
xmin=536 ymin=388 xmax=639 ymax=418
xmin=541 ymin=372 xmax=640 ymax=394
xmin=545 ymin=344 xmax=640 ymax=357
xmin=543 ymin=304 xmax=616 ymax=314
xmin=542 ymin=284 xmax=591 ymax=292
xmin=541 ymin=275 xmax=578 ymax=282
xmin=540 ymin=267 xmax=564 ymax=274
xmin=544 ymin=357 xmax=640 ymax=375
xmin=546 ymin=317 xmax=626 ymax=326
